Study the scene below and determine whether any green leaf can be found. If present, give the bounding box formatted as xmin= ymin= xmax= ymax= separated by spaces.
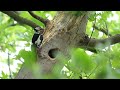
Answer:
xmin=70 ymin=48 xmax=95 ymax=73
xmin=16 ymin=45 xmax=37 ymax=70
xmin=1 ymin=71 xmax=9 ymax=79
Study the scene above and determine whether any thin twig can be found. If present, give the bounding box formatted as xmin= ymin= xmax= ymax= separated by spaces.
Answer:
xmin=93 ymin=24 xmax=112 ymax=36
xmin=87 ymin=64 xmax=99 ymax=78
xmin=105 ymin=22 xmax=112 ymax=67
xmin=8 ymin=52 xmax=12 ymax=79
xmin=28 ymin=11 xmax=49 ymax=26
xmin=85 ymin=13 xmax=96 ymax=50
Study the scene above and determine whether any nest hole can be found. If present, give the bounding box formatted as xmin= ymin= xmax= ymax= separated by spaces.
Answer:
xmin=48 ymin=48 xmax=60 ymax=59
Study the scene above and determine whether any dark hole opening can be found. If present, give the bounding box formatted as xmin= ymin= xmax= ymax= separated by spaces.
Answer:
xmin=48 ymin=48 xmax=59 ymax=59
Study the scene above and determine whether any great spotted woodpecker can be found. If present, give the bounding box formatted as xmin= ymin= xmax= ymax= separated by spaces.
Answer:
xmin=32 ymin=27 xmax=43 ymax=48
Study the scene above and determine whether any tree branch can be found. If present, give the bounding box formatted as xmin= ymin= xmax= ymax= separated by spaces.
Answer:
xmin=93 ymin=24 xmax=112 ymax=36
xmin=1 ymin=11 xmax=43 ymax=29
xmin=28 ymin=11 xmax=50 ymax=26
xmin=79 ymin=34 xmax=120 ymax=52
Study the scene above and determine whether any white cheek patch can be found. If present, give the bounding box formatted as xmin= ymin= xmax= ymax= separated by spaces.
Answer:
xmin=35 ymin=35 xmax=41 ymax=46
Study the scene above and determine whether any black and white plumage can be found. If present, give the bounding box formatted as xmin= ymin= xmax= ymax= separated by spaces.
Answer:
xmin=32 ymin=27 xmax=43 ymax=47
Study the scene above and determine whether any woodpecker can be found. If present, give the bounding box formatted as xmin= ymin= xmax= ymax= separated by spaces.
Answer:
xmin=32 ymin=27 xmax=43 ymax=48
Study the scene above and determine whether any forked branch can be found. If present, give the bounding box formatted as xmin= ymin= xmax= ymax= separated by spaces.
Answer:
xmin=28 ymin=11 xmax=50 ymax=26
xmin=1 ymin=11 xmax=43 ymax=29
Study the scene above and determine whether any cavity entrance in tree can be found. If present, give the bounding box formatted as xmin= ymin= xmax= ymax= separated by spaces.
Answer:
xmin=48 ymin=48 xmax=60 ymax=59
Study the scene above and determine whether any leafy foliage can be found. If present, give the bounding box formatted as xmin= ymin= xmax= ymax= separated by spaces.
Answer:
xmin=0 ymin=11 xmax=120 ymax=79
xmin=0 ymin=11 xmax=56 ymax=79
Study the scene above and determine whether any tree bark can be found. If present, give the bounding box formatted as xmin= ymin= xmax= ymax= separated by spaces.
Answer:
xmin=15 ymin=11 xmax=88 ymax=79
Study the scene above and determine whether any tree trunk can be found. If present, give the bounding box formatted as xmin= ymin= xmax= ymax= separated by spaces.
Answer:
xmin=15 ymin=11 xmax=88 ymax=79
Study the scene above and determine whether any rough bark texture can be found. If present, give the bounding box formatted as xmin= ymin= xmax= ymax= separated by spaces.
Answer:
xmin=15 ymin=11 xmax=88 ymax=79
